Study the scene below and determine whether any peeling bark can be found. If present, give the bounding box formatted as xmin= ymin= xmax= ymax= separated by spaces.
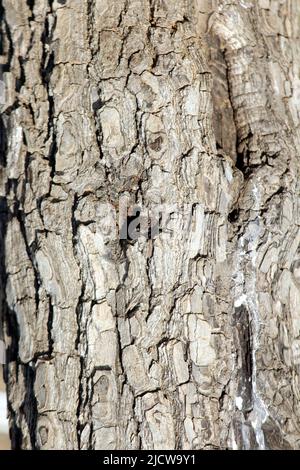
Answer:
xmin=0 ymin=0 xmax=300 ymax=450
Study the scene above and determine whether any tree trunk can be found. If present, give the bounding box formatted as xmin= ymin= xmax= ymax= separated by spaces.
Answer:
xmin=0 ymin=0 xmax=300 ymax=450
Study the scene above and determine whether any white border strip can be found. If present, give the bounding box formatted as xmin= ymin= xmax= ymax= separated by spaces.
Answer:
xmin=0 ymin=391 xmax=8 ymax=434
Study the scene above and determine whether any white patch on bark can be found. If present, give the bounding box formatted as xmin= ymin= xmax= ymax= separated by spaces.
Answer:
xmin=234 ymin=182 xmax=268 ymax=449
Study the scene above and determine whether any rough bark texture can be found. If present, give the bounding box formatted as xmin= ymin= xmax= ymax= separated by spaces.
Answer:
xmin=0 ymin=0 xmax=300 ymax=450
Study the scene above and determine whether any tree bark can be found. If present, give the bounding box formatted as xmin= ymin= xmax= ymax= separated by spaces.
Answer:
xmin=0 ymin=0 xmax=300 ymax=450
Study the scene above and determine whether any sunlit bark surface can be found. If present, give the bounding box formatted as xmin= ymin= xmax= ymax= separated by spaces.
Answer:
xmin=0 ymin=0 xmax=300 ymax=450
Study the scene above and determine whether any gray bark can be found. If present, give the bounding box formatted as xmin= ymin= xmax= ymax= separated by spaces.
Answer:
xmin=0 ymin=0 xmax=300 ymax=450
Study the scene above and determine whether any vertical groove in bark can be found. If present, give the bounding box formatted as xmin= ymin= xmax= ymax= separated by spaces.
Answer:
xmin=208 ymin=0 xmax=300 ymax=449
xmin=0 ymin=0 xmax=300 ymax=450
